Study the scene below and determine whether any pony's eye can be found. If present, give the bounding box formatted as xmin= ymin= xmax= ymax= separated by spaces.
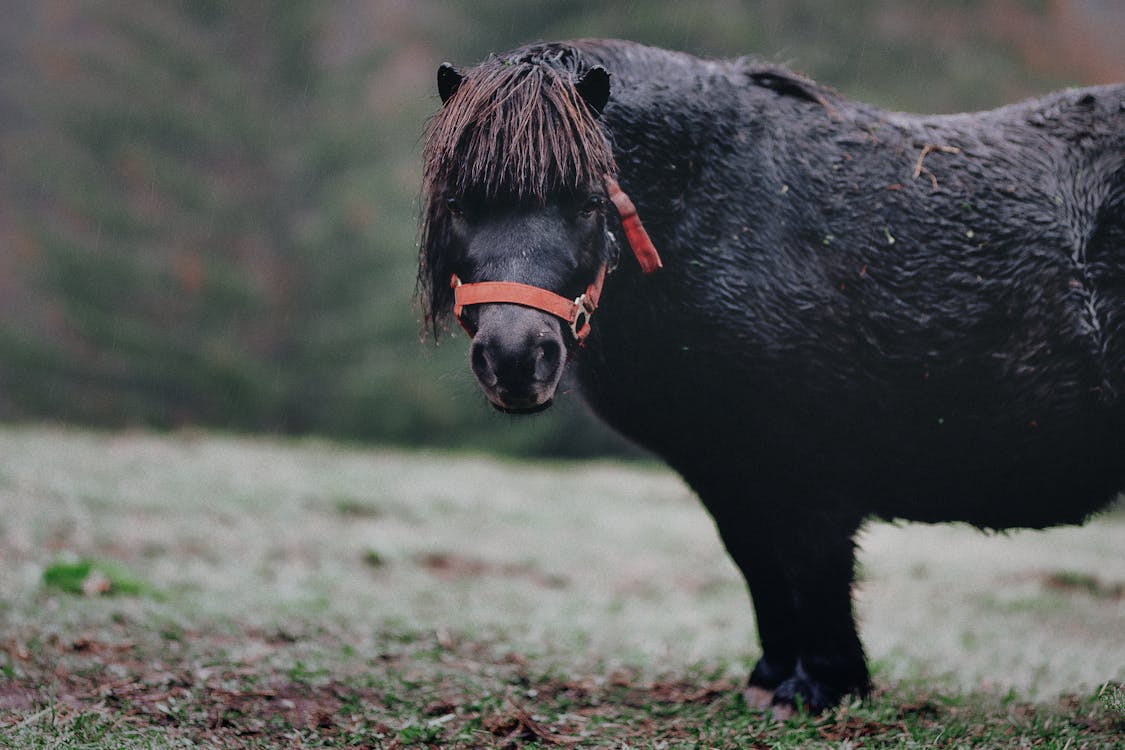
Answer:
xmin=580 ymin=195 xmax=605 ymax=216
xmin=446 ymin=196 xmax=464 ymax=216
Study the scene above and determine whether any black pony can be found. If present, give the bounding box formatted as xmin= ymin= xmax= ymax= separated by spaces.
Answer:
xmin=418 ymin=39 xmax=1125 ymax=714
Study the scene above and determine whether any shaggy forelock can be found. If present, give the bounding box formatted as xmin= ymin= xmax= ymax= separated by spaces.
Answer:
xmin=421 ymin=50 xmax=616 ymax=201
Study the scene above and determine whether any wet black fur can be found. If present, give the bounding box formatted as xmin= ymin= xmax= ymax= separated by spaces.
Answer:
xmin=420 ymin=39 xmax=1125 ymax=712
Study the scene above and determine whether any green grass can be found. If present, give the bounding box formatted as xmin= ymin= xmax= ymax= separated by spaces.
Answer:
xmin=0 ymin=426 xmax=1122 ymax=747
xmin=1 ymin=626 xmax=1120 ymax=748
xmin=42 ymin=558 xmax=162 ymax=598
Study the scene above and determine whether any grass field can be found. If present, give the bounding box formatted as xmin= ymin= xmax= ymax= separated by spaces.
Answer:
xmin=0 ymin=425 xmax=1121 ymax=748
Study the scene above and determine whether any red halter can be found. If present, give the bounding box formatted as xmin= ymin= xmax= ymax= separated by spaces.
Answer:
xmin=451 ymin=174 xmax=661 ymax=344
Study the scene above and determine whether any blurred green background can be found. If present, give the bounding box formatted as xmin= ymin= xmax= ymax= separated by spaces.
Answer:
xmin=1 ymin=0 xmax=1122 ymax=457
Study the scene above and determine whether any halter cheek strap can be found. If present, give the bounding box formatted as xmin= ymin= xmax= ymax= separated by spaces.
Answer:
xmin=451 ymin=175 xmax=661 ymax=344
xmin=604 ymin=174 xmax=662 ymax=274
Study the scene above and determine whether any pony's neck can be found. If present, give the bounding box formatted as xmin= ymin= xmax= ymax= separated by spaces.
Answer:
xmin=578 ymin=41 xmax=776 ymax=260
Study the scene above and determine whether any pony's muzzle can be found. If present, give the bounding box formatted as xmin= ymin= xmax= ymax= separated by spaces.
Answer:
xmin=468 ymin=306 xmax=565 ymax=414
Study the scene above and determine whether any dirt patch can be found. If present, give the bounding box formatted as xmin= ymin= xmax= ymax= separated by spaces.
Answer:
xmin=0 ymin=686 xmax=37 ymax=712
xmin=416 ymin=551 xmax=569 ymax=588
xmin=0 ymin=628 xmax=378 ymax=745
xmin=2 ymin=617 xmax=1123 ymax=748
xmin=1039 ymin=570 xmax=1125 ymax=600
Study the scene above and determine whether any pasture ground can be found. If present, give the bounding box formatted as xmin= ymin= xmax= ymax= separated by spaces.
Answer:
xmin=0 ymin=425 xmax=1121 ymax=748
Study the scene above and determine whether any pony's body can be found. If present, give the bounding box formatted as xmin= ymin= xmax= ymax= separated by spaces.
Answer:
xmin=575 ymin=41 xmax=1125 ymax=529
xmin=420 ymin=39 xmax=1125 ymax=712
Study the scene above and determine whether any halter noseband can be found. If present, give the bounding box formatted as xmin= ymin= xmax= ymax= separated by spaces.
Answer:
xmin=450 ymin=174 xmax=661 ymax=344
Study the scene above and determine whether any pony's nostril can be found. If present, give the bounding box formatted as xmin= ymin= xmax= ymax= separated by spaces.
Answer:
xmin=470 ymin=342 xmax=498 ymax=387
xmin=534 ymin=338 xmax=562 ymax=381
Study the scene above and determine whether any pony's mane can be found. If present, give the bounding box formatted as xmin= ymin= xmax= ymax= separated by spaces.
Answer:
xmin=418 ymin=44 xmax=616 ymax=334
xmin=422 ymin=45 xmax=616 ymax=201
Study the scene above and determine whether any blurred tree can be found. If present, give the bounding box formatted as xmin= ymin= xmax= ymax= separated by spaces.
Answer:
xmin=1 ymin=1 xmax=385 ymax=432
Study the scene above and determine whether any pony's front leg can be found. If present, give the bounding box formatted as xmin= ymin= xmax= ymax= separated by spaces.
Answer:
xmin=712 ymin=519 xmax=799 ymax=706
xmin=770 ymin=514 xmax=871 ymax=715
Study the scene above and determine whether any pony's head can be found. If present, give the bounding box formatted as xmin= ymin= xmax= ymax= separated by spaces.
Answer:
xmin=418 ymin=44 xmax=619 ymax=413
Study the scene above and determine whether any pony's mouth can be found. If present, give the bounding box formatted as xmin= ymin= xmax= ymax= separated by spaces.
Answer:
xmin=490 ymin=397 xmax=554 ymax=415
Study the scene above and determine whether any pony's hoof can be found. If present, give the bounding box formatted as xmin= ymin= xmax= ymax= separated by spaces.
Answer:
xmin=770 ymin=701 xmax=797 ymax=722
xmin=743 ymin=685 xmax=775 ymax=709
xmin=772 ymin=674 xmax=842 ymax=715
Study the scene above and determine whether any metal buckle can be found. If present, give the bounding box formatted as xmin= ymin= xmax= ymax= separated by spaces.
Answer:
xmin=604 ymin=229 xmax=621 ymax=274
xmin=570 ymin=293 xmax=595 ymax=340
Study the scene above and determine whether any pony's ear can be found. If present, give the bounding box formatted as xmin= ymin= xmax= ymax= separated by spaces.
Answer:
xmin=575 ymin=65 xmax=610 ymax=114
xmin=437 ymin=62 xmax=463 ymax=105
